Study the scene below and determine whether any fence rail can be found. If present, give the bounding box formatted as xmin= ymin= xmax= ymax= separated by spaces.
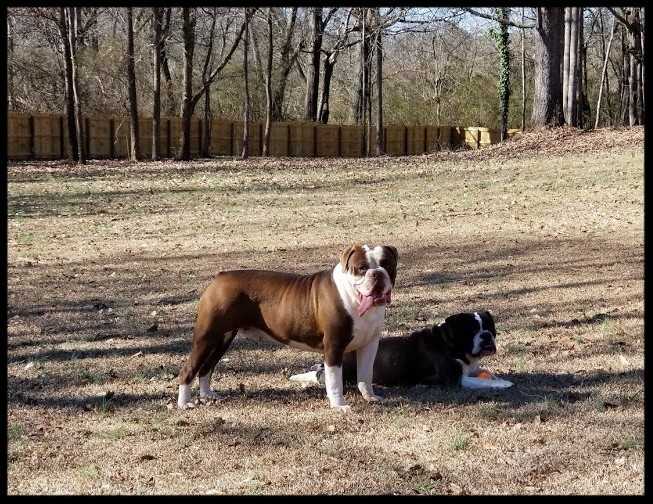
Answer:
xmin=7 ymin=112 xmax=520 ymax=161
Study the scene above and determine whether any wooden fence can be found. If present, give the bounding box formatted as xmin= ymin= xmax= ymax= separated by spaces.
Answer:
xmin=7 ymin=112 xmax=521 ymax=161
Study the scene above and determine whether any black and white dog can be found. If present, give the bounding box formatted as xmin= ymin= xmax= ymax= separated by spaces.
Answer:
xmin=290 ymin=311 xmax=512 ymax=389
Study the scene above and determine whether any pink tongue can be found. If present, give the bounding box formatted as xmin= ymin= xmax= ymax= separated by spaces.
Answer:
xmin=357 ymin=294 xmax=375 ymax=317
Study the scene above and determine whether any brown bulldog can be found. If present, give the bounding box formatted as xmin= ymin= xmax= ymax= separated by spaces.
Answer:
xmin=177 ymin=244 xmax=398 ymax=411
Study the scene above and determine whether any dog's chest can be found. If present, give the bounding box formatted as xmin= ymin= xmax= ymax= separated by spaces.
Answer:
xmin=345 ymin=306 xmax=385 ymax=352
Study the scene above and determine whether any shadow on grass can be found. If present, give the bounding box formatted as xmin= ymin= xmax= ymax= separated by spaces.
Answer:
xmin=9 ymin=366 xmax=643 ymax=419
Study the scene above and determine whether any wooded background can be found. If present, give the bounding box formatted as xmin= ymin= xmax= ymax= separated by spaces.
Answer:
xmin=6 ymin=7 xmax=645 ymax=162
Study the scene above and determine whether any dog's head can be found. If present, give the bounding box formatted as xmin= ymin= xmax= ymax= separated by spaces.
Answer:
xmin=338 ymin=244 xmax=398 ymax=317
xmin=438 ymin=311 xmax=497 ymax=363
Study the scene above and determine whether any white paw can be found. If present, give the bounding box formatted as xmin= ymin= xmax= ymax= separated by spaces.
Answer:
xmin=177 ymin=401 xmax=196 ymax=410
xmin=331 ymin=404 xmax=352 ymax=413
xmin=362 ymin=393 xmax=383 ymax=403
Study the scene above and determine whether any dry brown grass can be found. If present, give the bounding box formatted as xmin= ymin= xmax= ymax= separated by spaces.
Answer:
xmin=7 ymin=127 xmax=644 ymax=495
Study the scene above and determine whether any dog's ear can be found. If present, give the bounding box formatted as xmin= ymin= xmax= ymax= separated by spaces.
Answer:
xmin=482 ymin=310 xmax=496 ymax=335
xmin=383 ymin=245 xmax=398 ymax=264
xmin=339 ymin=244 xmax=359 ymax=273
xmin=443 ymin=313 xmax=469 ymax=331
xmin=380 ymin=245 xmax=399 ymax=285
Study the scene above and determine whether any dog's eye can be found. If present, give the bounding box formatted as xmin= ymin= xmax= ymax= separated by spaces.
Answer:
xmin=359 ymin=265 xmax=368 ymax=273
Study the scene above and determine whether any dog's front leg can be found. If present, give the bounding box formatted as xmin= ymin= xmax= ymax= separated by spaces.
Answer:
xmin=356 ymin=337 xmax=382 ymax=402
xmin=323 ymin=338 xmax=350 ymax=412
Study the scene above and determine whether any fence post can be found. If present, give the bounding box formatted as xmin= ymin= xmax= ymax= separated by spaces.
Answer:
xmin=59 ymin=115 xmax=65 ymax=159
xmin=109 ymin=118 xmax=115 ymax=158
xmin=287 ymin=123 xmax=292 ymax=157
xmin=166 ymin=118 xmax=171 ymax=158
xmin=404 ymin=126 xmax=408 ymax=156
xmin=28 ymin=115 xmax=35 ymax=159
xmin=313 ymin=124 xmax=318 ymax=157
xmin=259 ymin=122 xmax=263 ymax=156
xmin=383 ymin=127 xmax=387 ymax=155
xmin=423 ymin=126 xmax=427 ymax=153
xmin=229 ymin=122 xmax=234 ymax=156
xmin=85 ymin=117 xmax=91 ymax=159
xmin=337 ymin=125 xmax=342 ymax=157
xmin=197 ymin=119 xmax=202 ymax=157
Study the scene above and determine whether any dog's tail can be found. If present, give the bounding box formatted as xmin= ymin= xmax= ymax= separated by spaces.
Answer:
xmin=288 ymin=364 xmax=325 ymax=387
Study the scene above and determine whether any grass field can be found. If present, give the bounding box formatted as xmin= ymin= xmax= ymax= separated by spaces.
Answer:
xmin=7 ymin=128 xmax=644 ymax=494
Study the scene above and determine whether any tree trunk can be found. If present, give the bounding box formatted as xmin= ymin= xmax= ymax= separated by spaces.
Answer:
xmin=318 ymin=51 xmax=336 ymax=124
xmin=202 ymin=87 xmax=211 ymax=157
xmin=598 ymin=9 xmax=613 ymax=125
xmin=160 ymin=9 xmax=176 ymax=117
xmin=67 ymin=7 xmax=85 ymax=164
xmin=179 ymin=7 xmax=195 ymax=160
xmin=577 ymin=8 xmax=585 ymax=129
xmin=271 ymin=8 xmax=299 ymax=121
xmin=59 ymin=7 xmax=79 ymax=161
xmin=621 ymin=25 xmax=629 ymax=125
xmin=629 ymin=51 xmax=637 ymax=126
xmin=200 ymin=9 xmax=218 ymax=158
xmin=8 ymin=15 xmax=15 ymax=111
xmin=263 ymin=9 xmax=273 ymax=155
xmin=126 ymin=7 xmax=140 ymax=161
xmin=640 ymin=27 xmax=644 ymax=121
xmin=152 ymin=7 xmax=162 ymax=160
xmin=562 ymin=7 xmax=571 ymax=120
xmin=352 ymin=13 xmax=370 ymax=126
xmin=521 ymin=7 xmax=527 ymax=131
xmin=375 ymin=8 xmax=384 ymax=156
xmin=304 ymin=8 xmax=323 ymax=121
xmin=595 ymin=16 xmax=617 ymax=129
xmin=531 ymin=7 xmax=564 ymax=127
xmin=361 ymin=8 xmax=367 ymax=156
xmin=496 ymin=7 xmax=511 ymax=141
xmin=241 ymin=9 xmax=250 ymax=160
xmin=566 ymin=7 xmax=579 ymax=126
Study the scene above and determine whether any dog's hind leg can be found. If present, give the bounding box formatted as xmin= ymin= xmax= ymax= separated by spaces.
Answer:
xmin=198 ymin=330 xmax=237 ymax=401
xmin=178 ymin=312 xmax=230 ymax=409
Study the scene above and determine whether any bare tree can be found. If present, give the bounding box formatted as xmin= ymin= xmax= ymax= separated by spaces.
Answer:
xmin=495 ymin=7 xmax=510 ymax=141
xmin=241 ymin=8 xmax=251 ymax=160
xmin=65 ymin=7 xmax=85 ymax=163
xmin=565 ymin=7 xmax=580 ymax=126
xmin=160 ymin=8 xmax=176 ymax=116
xmin=126 ymin=7 xmax=139 ymax=161
xmin=152 ymin=7 xmax=162 ymax=160
xmin=609 ymin=7 xmax=643 ymax=126
xmin=251 ymin=9 xmax=274 ymax=155
xmin=199 ymin=8 xmax=218 ymax=158
xmin=318 ymin=10 xmax=359 ymax=124
xmin=375 ymin=8 xmax=384 ymax=155
xmin=57 ymin=7 xmax=79 ymax=160
xmin=531 ymin=7 xmax=564 ymax=127
xmin=178 ymin=7 xmax=250 ymax=160
xmin=271 ymin=8 xmax=302 ymax=121
xmin=304 ymin=8 xmax=323 ymax=121
xmin=595 ymin=14 xmax=617 ymax=129
xmin=520 ymin=7 xmax=527 ymax=131
xmin=303 ymin=8 xmax=338 ymax=121
xmin=8 ymin=15 xmax=16 ymax=111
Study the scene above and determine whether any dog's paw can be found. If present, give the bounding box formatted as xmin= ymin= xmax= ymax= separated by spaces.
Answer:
xmin=362 ymin=393 xmax=383 ymax=403
xmin=331 ymin=404 xmax=352 ymax=413
xmin=177 ymin=401 xmax=196 ymax=410
xmin=199 ymin=389 xmax=221 ymax=402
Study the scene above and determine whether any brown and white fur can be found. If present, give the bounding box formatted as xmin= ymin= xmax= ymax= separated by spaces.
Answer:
xmin=177 ymin=244 xmax=398 ymax=412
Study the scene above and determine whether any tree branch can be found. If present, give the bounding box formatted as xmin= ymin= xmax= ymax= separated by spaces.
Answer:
xmin=462 ymin=7 xmax=534 ymax=29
